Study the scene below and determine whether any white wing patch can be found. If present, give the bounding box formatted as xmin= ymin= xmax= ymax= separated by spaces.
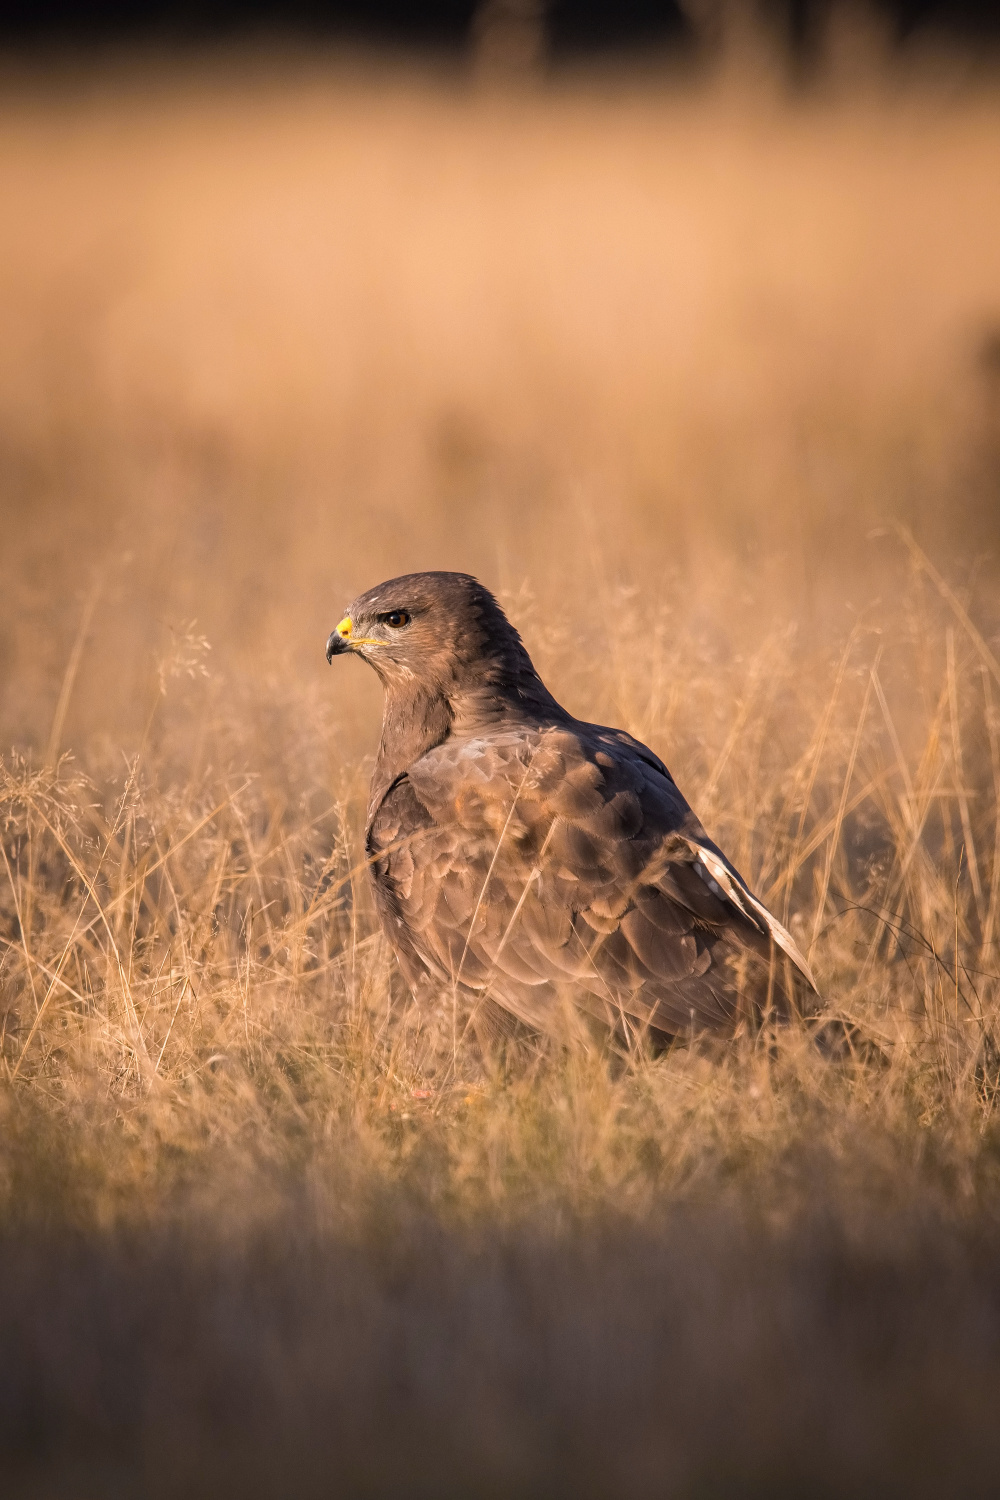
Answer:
xmin=692 ymin=843 xmax=818 ymax=994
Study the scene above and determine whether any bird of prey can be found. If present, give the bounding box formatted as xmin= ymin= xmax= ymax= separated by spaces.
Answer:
xmin=327 ymin=571 xmax=816 ymax=1049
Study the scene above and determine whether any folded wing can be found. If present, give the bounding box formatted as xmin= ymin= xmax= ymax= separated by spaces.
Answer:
xmin=368 ymin=722 xmax=815 ymax=1040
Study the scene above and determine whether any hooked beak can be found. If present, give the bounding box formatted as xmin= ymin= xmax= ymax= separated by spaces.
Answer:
xmin=326 ymin=613 xmax=384 ymax=662
xmin=326 ymin=614 xmax=354 ymax=662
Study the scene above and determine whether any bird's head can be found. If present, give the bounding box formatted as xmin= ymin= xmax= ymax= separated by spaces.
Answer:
xmin=326 ymin=571 xmax=557 ymax=717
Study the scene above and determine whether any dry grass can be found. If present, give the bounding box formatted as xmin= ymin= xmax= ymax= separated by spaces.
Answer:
xmin=3 ymin=47 xmax=1000 ymax=1497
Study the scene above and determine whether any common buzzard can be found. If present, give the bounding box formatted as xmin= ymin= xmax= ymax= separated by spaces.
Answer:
xmin=327 ymin=571 xmax=816 ymax=1048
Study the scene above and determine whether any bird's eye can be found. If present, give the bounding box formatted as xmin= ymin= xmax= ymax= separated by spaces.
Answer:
xmin=380 ymin=609 xmax=410 ymax=629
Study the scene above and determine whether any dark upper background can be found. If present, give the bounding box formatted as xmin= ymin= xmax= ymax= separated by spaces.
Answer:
xmin=0 ymin=2 xmax=997 ymax=58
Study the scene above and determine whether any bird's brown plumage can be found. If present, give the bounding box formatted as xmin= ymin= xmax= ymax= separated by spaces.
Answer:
xmin=327 ymin=571 xmax=816 ymax=1045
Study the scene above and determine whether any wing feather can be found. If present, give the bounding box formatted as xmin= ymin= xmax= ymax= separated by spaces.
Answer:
xmin=368 ymin=719 xmax=817 ymax=1040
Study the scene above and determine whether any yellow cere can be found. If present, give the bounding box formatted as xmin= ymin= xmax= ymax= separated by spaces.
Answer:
xmin=337 ymin=615 xmax=382 ymax=648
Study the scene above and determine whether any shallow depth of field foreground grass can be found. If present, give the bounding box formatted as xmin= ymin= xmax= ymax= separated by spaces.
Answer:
xmin=3 ymin=48 xmax=1000 ymax=1497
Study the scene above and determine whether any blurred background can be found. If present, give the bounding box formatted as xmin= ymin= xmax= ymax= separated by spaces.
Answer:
xmin=3 ymin=2 xmax=1000 ymax=56
xmin=2 ymin=1 xmax=1000 ymax=762
xmin=4 ymin=18 xmax=1000 ymax=1492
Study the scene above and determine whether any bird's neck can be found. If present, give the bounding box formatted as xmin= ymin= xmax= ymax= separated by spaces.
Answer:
xmin=367 ymin=664 xmax=568 ymax=822
xmin=368 ymin=684 xmax=453 ymax=821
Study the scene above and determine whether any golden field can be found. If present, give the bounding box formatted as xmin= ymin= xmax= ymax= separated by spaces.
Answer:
xmin=3 ymin=47 xmax=1000 ymax=1496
